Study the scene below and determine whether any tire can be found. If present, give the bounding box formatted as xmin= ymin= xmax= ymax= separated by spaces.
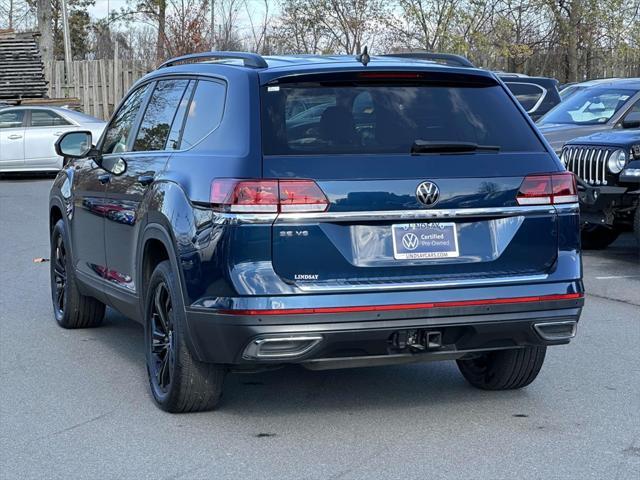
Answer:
xmin=580 ymin=223 xmax=620 ymax=250
xmin=456 ymin=346 xmax=546 ymax=390
xmin=144 ymin=260 xmax=225 ymax=413
xmin=50 ymin=219 xmax=105 ymax=328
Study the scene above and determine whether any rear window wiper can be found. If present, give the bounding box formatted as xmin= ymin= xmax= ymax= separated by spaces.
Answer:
xmin=411 ymin=140 xmax=501 ymax=154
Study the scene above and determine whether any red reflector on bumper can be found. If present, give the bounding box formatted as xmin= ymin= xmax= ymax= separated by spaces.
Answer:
xmin=218 ymin=293 xmax=583 ymax=316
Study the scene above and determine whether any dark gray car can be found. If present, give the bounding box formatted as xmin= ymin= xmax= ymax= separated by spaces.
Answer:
xmin=537 ymin=78 xmax=640 ymax=153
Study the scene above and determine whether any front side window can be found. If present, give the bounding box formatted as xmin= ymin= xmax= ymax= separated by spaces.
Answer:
xmin=540 ymin=88 xmax=637 ymax=126
xmin=133 ymin=79 xmax=190 ymax=151
xmin=101 ymin=84 xmax=151 ymax=154
xmin=261 ymin=81 xmax=544 ymax=155
xmin=0 ymin=110 xmax=25 ymax=129
xmin=505 ymin=83 xmax=545 ymax=112
xmin=179 ymin=80 xmax=226 ymax=149
xmin=30 ymin=110 xmax=71 ymax=127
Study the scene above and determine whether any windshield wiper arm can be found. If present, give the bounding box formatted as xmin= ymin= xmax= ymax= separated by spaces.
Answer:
xmin=411 ymin=140 xmax=501 ymax=154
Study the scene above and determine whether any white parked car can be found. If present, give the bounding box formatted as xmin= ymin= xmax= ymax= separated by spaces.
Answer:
xmin=0 ymin=106 xmax=106 ymax=173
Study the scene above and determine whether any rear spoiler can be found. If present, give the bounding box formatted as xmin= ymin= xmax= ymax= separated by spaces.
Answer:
xmin=382 ymin=52 xmax=475 ymax=68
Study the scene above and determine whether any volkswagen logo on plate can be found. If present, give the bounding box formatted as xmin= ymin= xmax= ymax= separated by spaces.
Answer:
xmin=401 ymin=232 xmax=419 ymax=251
xmin=416 ymin=181 xmax=440 ymax=206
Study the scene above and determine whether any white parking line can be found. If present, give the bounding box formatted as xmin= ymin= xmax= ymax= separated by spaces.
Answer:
xmin=595 ymin=275 xmax=640 ymax=280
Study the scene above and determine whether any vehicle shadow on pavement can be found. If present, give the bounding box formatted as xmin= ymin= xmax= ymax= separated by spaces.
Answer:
xmin=583 ymin=233 xmax=639 ymax=262
xmin=95 ymin=308 xmax=531 ymax=417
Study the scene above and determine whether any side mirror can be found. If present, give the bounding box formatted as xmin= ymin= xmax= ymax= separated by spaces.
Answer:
xmin=101 ymin=156 xmax=127 ymax=176
xmin=622 ymin=111 xmax=640 ymax=129
xmin=55 ymin=130 xmax=94 ymax=158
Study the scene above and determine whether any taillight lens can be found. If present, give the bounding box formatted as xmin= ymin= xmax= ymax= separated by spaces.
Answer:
xmin=516 ymin=172 xmax=577 ymax=205
xmin=279 ymin=180 xmax=329 ymax=212
xmin=211 ymin=179 xmax=279 ymax=212
xmin=551 ymin=172 xmax=578 ymax=204
xmin=210 ymin=179 xmax=329 ymax=213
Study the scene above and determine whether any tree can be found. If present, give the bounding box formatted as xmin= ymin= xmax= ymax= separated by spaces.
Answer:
xmin=36 ymin=0 xmax=53 ymax=63
xmin=0 ymin=0 xmax=34 ymax=29
xmin=317 ymin=0 xmax=389 ymax=54
xmin=245 ymin=0 xmax=272 ymax=53
xmin=391 ymin=0 xmax=460 ymax=52
xmin=214 ymin=0 xmax=245 ymax=50
xmin=271 ymin=0 xmax=327 ymax=53
xmin=119 ymin=1 xmax=168 ymax=62
xmin=164 ymin=0 xmax=211 ymax=56
xmin=545 ymin=0 xmax=582 ymax=81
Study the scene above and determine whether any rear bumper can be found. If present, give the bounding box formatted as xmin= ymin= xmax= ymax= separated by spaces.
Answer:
xmin=578 ymin=183 xmax=637 ymax=226
xmin=183 ymin=282 xmax=584 ymax=368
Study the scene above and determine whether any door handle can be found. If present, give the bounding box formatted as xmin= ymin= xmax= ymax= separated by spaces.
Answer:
xmin=98 ymin=173 xmax=111 ymax=184
xmin=7 ymin=134 xmax=22 ymax=140
xmin=53 ymin=131 xmax=64 ymax=136
xmin=137 ymin=175 xmax=154 ymax=186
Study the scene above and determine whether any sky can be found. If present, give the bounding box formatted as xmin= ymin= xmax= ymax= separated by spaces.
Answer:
xmin=88 ymin=0 xmax=129 ymax=20
xmin=87 ymin=0 xmax=272 ymax=26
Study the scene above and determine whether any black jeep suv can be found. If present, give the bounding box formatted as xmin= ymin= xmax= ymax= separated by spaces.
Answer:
xmin=560 ymin=114 xmax=640 ymax=248
xmin=50 ymin=51 xmax=583 ymax=412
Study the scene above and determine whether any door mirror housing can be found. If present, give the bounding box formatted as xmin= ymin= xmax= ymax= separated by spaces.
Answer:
xmin=621 ymin=111 xmax=640 ymax=129
xmin=100 ymin=156 xmax=127 ymax=176
xmin=55 ymin=130 xmax=94 ymax=158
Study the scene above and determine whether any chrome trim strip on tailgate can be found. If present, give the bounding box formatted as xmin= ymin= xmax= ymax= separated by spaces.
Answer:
xmin=214 ymin=205 xmax=572 ymax=224
xmin=294 ymin=274 xmax=550 ymax=293
xmin=276 ymin=205 xmax=558 ymax=223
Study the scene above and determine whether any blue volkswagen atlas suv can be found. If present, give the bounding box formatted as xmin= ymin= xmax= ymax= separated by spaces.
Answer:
xmin=50 ymin=52 xmax=584 ymax=412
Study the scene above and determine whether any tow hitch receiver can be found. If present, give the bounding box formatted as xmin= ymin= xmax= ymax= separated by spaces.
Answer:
xmin=390 ymin=329 xmax=443 ymax=352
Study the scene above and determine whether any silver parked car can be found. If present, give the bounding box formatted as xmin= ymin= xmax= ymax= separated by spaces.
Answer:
xmin=0 ymin=106 xmax=106 ymax=173
xmin=537 ymin=78 xmax=640 ymax=153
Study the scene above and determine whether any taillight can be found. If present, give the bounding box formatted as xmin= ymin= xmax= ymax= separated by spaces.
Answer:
xmin=211 ymin=179 xmax=279 ymax=212
xmin=210 ymin=179 xmax=329 ymax=213
xmin=278 ymin=180 xmax=328 ymax=212
xmin=516 ymin=172 xmax=577 ymax=205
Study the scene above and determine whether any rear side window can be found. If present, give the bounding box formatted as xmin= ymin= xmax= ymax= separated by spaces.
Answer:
xmin=166 ymin=81 xmax=196 ymax=150
xmin=102 ymin=83 xmax=151 ymax=154
xmin=179 ymin=80 xmax=226 ymax=149
xmin=30 ymin=110 xmax=71 ymax=127
xmin=133 ymin=79 xmax=190 ymax=151
xmin=0 ymin=110 xmax=24 ymax=129
xmin=505 ymin=83 xmax=545 ymax=112
xmin=261 ymin=81 xmax=544 ymax=155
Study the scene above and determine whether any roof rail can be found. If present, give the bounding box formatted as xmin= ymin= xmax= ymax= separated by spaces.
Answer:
xmin=158 ymin=51 xmax=268 ymax=69
xmin=382 ymin=52 xmax=475 ymax=68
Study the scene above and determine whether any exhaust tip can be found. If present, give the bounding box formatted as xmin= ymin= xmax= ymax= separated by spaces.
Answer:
xmin=533 ymin=321 xmax=577 ymax=341
xmin=242 ymin=335 xmax=323 ymax=360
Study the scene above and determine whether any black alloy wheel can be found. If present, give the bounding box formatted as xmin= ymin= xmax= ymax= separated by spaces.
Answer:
xmin=49 ymin=219 xmax=105 ymax=328
xmin=144 ymin=260 xmax=225 ymax=412
xmin=52 ymin=233 xmax=67 ymax=317
xmin=148 ymin=281 xmax=176 ymax=396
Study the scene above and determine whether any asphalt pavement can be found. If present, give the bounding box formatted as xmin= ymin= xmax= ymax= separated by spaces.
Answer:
xmin=1 ymin=177 xmax=639 ymax=480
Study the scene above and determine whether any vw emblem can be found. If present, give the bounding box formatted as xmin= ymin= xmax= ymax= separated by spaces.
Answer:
xmin=416 ymin=181 xmax=440 ymax=206
xmin=401 ymin=232 xmax=419 ymax=251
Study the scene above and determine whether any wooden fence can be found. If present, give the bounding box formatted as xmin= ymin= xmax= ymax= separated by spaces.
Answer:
xmin=44 ymin=60 xmax=148 ymax=120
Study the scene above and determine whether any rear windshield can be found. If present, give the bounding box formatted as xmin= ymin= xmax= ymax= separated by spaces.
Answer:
xmin=261 ymin=81 xmax=544 ymax=155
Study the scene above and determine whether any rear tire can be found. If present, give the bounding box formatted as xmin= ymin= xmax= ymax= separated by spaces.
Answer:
xmin=50 ymin=219 xmax=105 ymax=328
xmin=144 ymin=260 xmax=225 ymax=413
xmin=456 ymin=346 xmax=546 ymax=390
xmin=580 ymin=223 xmax=619 ymax=250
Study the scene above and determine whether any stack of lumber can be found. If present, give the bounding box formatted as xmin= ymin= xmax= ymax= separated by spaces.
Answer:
xmin=0 ymin=29 xmax=48 ymax=100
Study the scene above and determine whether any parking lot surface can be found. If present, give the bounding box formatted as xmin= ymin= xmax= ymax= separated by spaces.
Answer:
xmin=1 ymin=178 xmax=639 ymax=480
